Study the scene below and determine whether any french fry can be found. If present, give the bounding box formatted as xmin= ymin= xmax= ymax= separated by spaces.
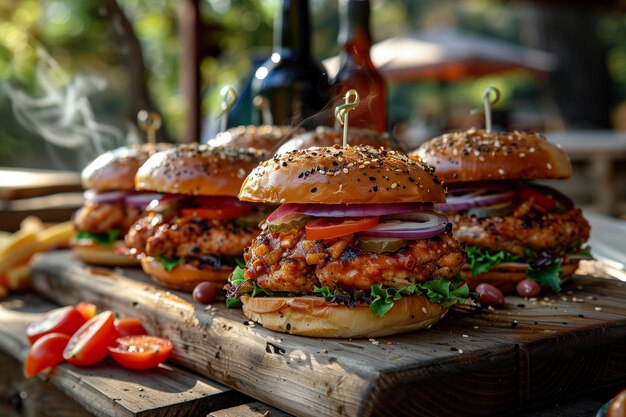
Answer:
xmin=0 ymin=221 xmax=43 ymax=276
xmin=6 ymin=263 xmax=30 ymax=291
xmin=36 ymin=221 xmax=74 ymax=250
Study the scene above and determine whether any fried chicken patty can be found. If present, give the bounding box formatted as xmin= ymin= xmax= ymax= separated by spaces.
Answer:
xmin=73 ymin=202 xmax=143 ymax=234
xmin=450 ymin=206 xmax=589 ymax=256
xmin=126 ymin=215 xmax=259 ymax=259
xmin=244 ymin=226 xmax=466 ymax=294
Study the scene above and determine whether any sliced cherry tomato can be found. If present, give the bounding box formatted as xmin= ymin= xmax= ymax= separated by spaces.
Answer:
xmin=305 ymin=217 xmax=379 ymax=240
xmin=63 ymin=310 xmax=117 ymax=366
xmin=24 ymin=333 xmax=69 ymax=378
xmin=115 ymin=318 xmax=147 ymax=338
xmin=181 ymin=206 xmax=252 ymax=220
xmin=75 ymin=302 xmax=97 ymax=322
xmin=26 ymin=306 xmax=86 ymax=344
xmin=108 ymin=335 xmax=174 ymax=370
xmin=519 ymin=188 xmax=556 ymax=210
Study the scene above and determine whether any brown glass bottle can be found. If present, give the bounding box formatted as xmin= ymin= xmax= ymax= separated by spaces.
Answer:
xmin=331 ymin=0 xmax=387 ymax=132
xmin=252 ymin=0 xmax=331 ymax=128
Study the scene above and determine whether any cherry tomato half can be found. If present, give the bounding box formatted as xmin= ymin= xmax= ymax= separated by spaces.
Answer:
xmin=75 ymin=302 xmax=97 ymax=322
xmin=63 ymin=310 xmax=117 ymax=366
xmin=108 ymin=335 xmax=174 ymax=370
xmin=26 ymin=306 xmax=86 ymax=344
xmin=24 ymin=332 xmax=70 ymax=378
xmin=115 ymin=318 xmax=147 ymax=338
xmin=305 ymin=217 xmax=379 ymax=240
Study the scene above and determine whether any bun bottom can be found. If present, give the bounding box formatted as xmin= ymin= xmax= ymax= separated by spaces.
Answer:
xmin=461 ymin=258 xmax=580 ymax=292
xmin=140 ymin=256 xmax=231 ymax=292
xmin=72 ymin=239 xmax=139 ymax=267
xmin=241 ymin=295 xmax=449 ymax=338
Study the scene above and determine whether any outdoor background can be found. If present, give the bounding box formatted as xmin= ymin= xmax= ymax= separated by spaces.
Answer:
xmin=0 ymin=0 xmax=623 ymax=170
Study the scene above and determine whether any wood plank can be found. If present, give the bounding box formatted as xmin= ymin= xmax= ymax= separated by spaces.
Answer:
xmin=210 ymin=402 xmax=292 ymax=417
xmin=0 ymin=348 xmax=93 ymax=417
xmin=0 ymin=294 xmax=249 ymax=417
xmin=0 ymin=169 xmax=81 ymax=201
xmin=30 ymin=250 xmax=626 ymax=417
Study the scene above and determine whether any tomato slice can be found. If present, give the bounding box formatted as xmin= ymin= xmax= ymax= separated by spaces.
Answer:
xmin=75 ymin=302 xmax=97 ymax=322
xmin=108 ymin=335 xmax=174 ymax=370
xmin=26 ymin=306 xmax=86 ymax=344
xmin=24 ymin=333 xmax=69 ymax=378
xmin=115 ymin=318 xmax=147 ymax=338
xmin=305 ymin=217 xmax=379 ymax=240
xmin=519 ymin=188 xmax=556 ymax=210
xmin=181 ymin=206 xmax=252 ymax=220
xmin=63 ymin=311 xmax=117 ymax=366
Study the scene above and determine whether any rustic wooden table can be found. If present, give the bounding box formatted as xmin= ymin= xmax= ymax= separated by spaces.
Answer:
xmin=0 ymin=250 xmax=620 ymax=417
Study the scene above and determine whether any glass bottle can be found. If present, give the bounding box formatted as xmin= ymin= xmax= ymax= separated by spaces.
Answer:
xmin=252 ymin=0 xmax=331 ymax=128
xmin=331 ymin=0 xmax=387 ymax=132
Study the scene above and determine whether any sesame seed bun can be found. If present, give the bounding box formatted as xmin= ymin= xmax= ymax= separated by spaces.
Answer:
xmin=141 ymin=257 xmax=231 ymax=292
xmin=81 ymin=143 xmax=172 ymax=191
xmin=71 ymin=237 xmax=139 ymax=267
xmin=276 ymin=126 xmax=402 ymax=154
xmin=239 ymin=145 xmax=445 ymax=204
xmin=412 ymin=129 xmax=572 ymax=183
xmin=207 ymin=125 xmax=304 ymax=156
xmin=460 ymin=257 xmax=580 ymax=292
xmin=135 ymin=143 xmax=264 ymax=197
xmin=240 ymin=294 xmax=449 ymax=338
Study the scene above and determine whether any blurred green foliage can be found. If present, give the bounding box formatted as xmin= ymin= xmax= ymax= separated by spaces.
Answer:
xmin=0 ymin=0 xmax=625 ymax=168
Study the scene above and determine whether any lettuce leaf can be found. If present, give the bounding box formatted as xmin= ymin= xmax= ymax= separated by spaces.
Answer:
xmin=465 ymin=246 xmax=521 ymax=276
xmin=157 ymin=256 xmax=184 ymax=272
xmin=75 ymin=230 xmax=120 ymax=247
xmin=527 ymin=258 xmax=563 ymax=293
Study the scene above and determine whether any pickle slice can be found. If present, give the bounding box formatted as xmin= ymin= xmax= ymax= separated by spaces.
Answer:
xmin=466 ymin=202 xmax=514 ymax=218
xmin=358 ymin=238 xmax=408 ymax=254
xmin=267 ymin=216 xmax=311 ymax=233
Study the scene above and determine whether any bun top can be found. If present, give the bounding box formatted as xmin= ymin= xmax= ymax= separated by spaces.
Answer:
xmin=207 ymin=125 xmax=303 ymax=156
xmin=412 ymin=129 xmax=572 ymax=183
xmin=81 ymin=143 xmax=172 ymax=191
xmin=239 ymin=145 xmax=445 ymax=204
xmin=276 ymin=126 xmax=402 ymax=154
xmin=136 ymin=143 xmax=264 ymax=196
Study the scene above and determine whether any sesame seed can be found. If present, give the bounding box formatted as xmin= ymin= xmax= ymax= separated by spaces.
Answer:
xmin=547 ymin=163 xmax=552 ymax=170
xmin=343 ymin=168 xmax=349 ymax=174
xmin=391 ymin=183 xmax=398 ymax=189
xmin=519 ymin=153 xmax=526 ymax=158
xmin=421 ymin=307 xmax=428 ymax=314
xmin=310 ymin=187 xmax=317 ymax=193
xmin=529 ymin=147 xmax=535 ymax=152
xmin=498 ymin=168 xmax=505 ymax=175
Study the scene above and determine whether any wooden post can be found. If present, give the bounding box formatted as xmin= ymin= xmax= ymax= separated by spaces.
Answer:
xmin=178 ymin=0 xmax=201 ymax=143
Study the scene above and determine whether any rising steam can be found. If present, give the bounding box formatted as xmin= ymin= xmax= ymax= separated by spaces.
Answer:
xmin=4 ymin=48 xmax=139 ymax=168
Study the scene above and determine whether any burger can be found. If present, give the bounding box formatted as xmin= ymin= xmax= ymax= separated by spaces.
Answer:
xmin=275 ymin=126 xmax=402 ymax=154
xmin=207 ymin=125 xmax=304 ymax=156
xmin=72 ymin=143 xmax=170 ymax=266
xmin=125 ymin=144 xmax=266 ymax=291
xmin=412 ymin=128 xmax=591 ymax=292
xmin=225 ymin=145 xmax=468 ymax=338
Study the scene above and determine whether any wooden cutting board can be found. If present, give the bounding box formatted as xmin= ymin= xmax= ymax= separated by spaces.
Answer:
xmin=30 ymin=251 xmax=626 ymax=417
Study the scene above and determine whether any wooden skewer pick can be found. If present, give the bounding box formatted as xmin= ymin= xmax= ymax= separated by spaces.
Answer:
xmin=334 ymin=89 xmax=360 ymax=147
xmin=217 ymin=86 xmax=238 ymax=133
xmin=137 ymin=110 xmax=162 ymax=144
xmin=481 ymin=87 xmax=500 ymax=132
xmin=253 ymin=95 xmax=273 ymax=125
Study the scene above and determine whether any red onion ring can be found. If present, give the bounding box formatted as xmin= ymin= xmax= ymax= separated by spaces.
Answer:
xmin=359 ymin=211 xmax=447 ymax=239
xmin=437 ymin=191 xmax=514 ymax=212
xmin=83 ymin=190 xmax=125 ymax=204
xmin=145 ymin=194 xmax=189 ymax=212
xmin=125 ymin=193 xmax=163 ymax=207
xmin=266 ymin=203 xmax=435 ymax=224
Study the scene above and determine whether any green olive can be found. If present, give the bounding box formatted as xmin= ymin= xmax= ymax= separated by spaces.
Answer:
xmin=358 ymin=238 xmax=408 ymax=254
